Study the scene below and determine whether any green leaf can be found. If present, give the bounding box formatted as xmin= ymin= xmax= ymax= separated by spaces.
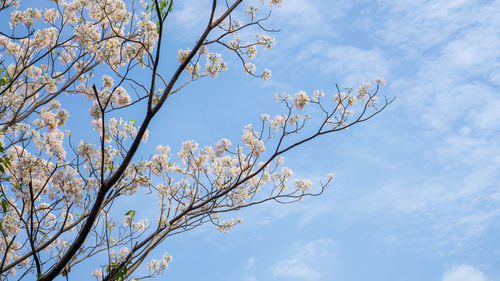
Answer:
xmin=115 ymin=267 xmax=127 ymax=280
xmin=125 ymin=210 xmax=135 ymax=218
xmin=1 ymin=199 xmax=7 ymax=214
xmin=0 ymin=67 xmax=10 ymax=87
xmin=0 ymin=164 xmax=4 ymax=173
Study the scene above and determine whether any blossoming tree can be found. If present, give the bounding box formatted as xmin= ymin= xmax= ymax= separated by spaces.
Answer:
xmin=0 ymin=0 xmax=392 ymax=280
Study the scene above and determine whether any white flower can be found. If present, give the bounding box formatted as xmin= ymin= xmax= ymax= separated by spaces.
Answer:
xmin=132 ymin=219 xmax=149 ymax=232
xmin=177 ymin=48 xmax=191 ymax=63
xmin=294 ymin=91 xmax=309 ymax=110
xmin=262 ymin=69 xmax=272 ymax=81
xmin=119 ymin=247 xmax=130 ymax=262
xmin=246 ymin=5 xmax=258 ymax=17
xmin=204 ymin=53 xmax=226 ymax=78
xmin=258 ymin=34 xmax=275 ymax=49
xmin=260 ymin=113 xmax=270 ymax=121
xmin=91 ymin=269 xmax=103 ymax=280
xmin=269 ymin=0 xmax=283 ymax=7
xmin=374 ymin=77 xmax=386 ymax=86
xmin=294 ymin=179 xmax=312 ymax=191
xmin=247 ymin=45 xmax=257 ymax=59
xmin=244 ymin=62 xmax=256 ymax=74
xmin=215 ymin=138 xmax=232 ymax=156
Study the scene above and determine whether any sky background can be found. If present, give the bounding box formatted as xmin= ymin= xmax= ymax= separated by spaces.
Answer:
xmin=8 ymin=0 xmax=499 ymax=280
xmin=126 ymin=0 xmax=500 ymax=280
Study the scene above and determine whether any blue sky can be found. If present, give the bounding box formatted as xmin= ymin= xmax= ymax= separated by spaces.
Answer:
xmin=5 ymin=0 xmax=499 ymax=280
xmin=134 ymin=0 xmax=499 ymax=280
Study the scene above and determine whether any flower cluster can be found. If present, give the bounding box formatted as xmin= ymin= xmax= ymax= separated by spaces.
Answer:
xmin=294 ymin=90 xmax=309 ymax=110
xmin=294 ymin=179 xmax=313 ymax=191
xmin=177 ymin=48 xmax=191 ymax=63
xmin=241 ymin=125 xmax=265 ymax=157
xmin=9 ymin=8 xmax=41 ymax=28
xmin=268 ymin=0 xmax=284 ymax=7
xmin=204 ymin=53 xmax=227 ymax=78
xmin=0 ymin=0 xmax=390 ymax=279
xmin=146 ymin=253 xmax=173 ymax=275
xmin=257 ymin=34 xmax=276 ymax=49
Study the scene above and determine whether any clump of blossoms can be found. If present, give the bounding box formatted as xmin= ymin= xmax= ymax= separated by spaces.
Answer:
xmin=204 ymin=53 xmax=227 ymax=78
xmin=0 ymin=0 xmax=392 ymax=280
xmin=294 ymin=90 xmax=309 ymax=110
xmin=146 ymin=253 xmax=172 ymax=275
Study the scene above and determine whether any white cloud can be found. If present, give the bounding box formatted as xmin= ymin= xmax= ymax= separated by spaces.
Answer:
xmin=273 ymin=261 xmax=321 ymax=280
xmin=169 ymin=0 xmax=211 ymax=31
xmin=347 ymin=162 xmax=500 ymax=251
xmin=376 ymin=0 xmax=498 ymax=53
xmin=442 ymin=265 xmax=486 ymax=281
xmin=322 ymin=0 xmax=500 ymax=253
xmin=242 ymin=275 xmax=257 ymax=281
xmin=272 ymin=239 xmax=336 ymax=280
xmin=245 ymin=257 xmax=255 ymax=269
xmin=244 ymin=0 xmax=500 ymax=258
xmin=273 ymin=0 xmax=351 ymax=35
xmin=265 ymin=40 xmax=391 ymax=91
xmin=380 ymin=0 xmax=500 ymax=134
xmin=162 ymin=0 xmax=500 ymax=266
